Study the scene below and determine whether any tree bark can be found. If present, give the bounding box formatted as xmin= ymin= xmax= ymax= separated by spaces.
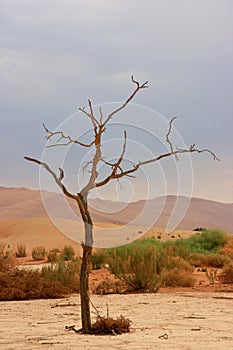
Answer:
xmin=77 ymin=195 xmax=93 ymax=333
xmin=80 ymin=243 xmax=92 ymax=333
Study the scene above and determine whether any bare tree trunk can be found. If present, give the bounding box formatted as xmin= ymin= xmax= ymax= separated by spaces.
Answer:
xmin=80 ymin=242 xmax=92 ymax=333
xmin=78 ymin=196 xmax=93 ymax=334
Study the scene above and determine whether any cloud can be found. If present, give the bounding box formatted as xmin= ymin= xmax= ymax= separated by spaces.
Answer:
xmin=0 ymin=0 xmax=232 ymax=202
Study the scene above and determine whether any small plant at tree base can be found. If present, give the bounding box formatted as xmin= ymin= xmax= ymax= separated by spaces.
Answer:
xmin=16 ymin=244 xmax=27 ymax=258
xmin=32 ymin=246 xmax=46 ymax=261
xmin=91 ymin=315 xmax=131 ymax=335
xmin=205 ymin=269 xmax=218 ymax=284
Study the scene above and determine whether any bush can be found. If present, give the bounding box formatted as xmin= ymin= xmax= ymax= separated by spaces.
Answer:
xmin=91 ymin=250 xmax=107 ymax=270
xmin=162 ymin=270 xmax=195 ymax=287
xmin=219 ymin=263 xmax=233 ymax=284
xmin=189 ymin=252 xmax=230 ymax=268
xmin=183 ymin=230 xmax=227 ymax=254
xmin=59 ymin=246 xmax=75 ymax=261
xmin=32 ymin=246 xmax=46 ymax=260
xmin=107 ymin=244 xmax=164 ymax=292
xmin=93 ymin=279 xmax=127 ymax=295
xmin=0 ymin=244 xmax=14 ymax=272
xmin=16 ymin=244 xmax=27 ymax=258
xmin=220 ymin=236 xmax=233 ymax=260
xmin=162 ymin=256 xmax=195 ymax=287
xmin=41 ymin=258 xmax=80 ymax=292
xmin=91 ymin=315 xmax=131 ymax=335
xmin=47 ymin=248 xmax=60 ymax=263
xmin=0 ymin=268 xmax=69 ymax=300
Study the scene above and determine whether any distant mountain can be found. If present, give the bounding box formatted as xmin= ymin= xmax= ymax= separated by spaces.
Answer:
xmin=0 ymin=186 xmax=232 ymax=232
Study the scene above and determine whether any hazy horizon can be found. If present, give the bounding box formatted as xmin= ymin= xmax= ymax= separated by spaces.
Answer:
xmin=1 ymin=184 xmax=232 ymax=205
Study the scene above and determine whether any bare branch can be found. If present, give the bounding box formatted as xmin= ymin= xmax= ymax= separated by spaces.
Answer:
xmin=99 ymin=107 xmax=103 ymax=125
xmin=187 ymin=146 xmax=220 ymax=161
xmin=88 ymin=99 xmax=99 ymax=128
xmin=95 ymin=146 xmax=219 ymax=188
xmin=111 ymin=130 xmax=127 ymax=174
xmin=102 ymin=76 xmax=149 ymax=127
xmin=80 ymin=129 xmax=102 ymax=198
xmin=131 ymin=75 xmax=149 ymax=89
xmin=80 ymin=160 xmax=93 ymax=176
xmin=78 ymin=101 xmax=99 ymax=130
xmin=58 ymin=167 xmax=64 ymax=181
xmin=24 ymin=156 xmax=78 ymax=200
xmin=166 ymin=117 xmax=178 ymax=160
xmin=42 ymin=123 xmax=95 ymax=148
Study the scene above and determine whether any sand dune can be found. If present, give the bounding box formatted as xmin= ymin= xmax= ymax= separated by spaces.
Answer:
xmin=0 ymin=186 xmax=232 ymax=232
xmin=0 ymin=216 xmax=196 ymax=256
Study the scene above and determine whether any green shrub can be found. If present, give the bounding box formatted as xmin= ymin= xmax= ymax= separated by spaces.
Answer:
xmin=182 ymin=230 xmax=227 ymax=254
xmin=47 ymin=248 xmax=60 ymax=263
xmin=41 ymin=258 xmax=80 ymax=291
xmin=59 ymin=245 xmax=75 ymax=261
xmin=32 ymin=246 xmax=46 ymax=260
xmin=107 ymin=244 xmax=164 ymax=292
xmin=16 ymin=244 xmax=27 ymax=258
xmin=91 ymin=250 xmax=107 ymax=270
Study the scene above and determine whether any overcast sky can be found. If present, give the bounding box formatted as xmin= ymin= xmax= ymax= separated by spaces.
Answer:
xmin=1 ymin=0 xmax=233 ymax=203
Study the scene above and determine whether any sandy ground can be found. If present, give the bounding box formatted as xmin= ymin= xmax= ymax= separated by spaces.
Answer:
xmin=0 ymin=291 xmax=232 ymax=350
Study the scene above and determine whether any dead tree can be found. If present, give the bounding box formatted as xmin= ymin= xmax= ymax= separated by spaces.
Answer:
xmin=24 ymin=76 xmax=219 ymax=333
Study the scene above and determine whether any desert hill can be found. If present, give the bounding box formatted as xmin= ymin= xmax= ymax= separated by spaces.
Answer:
xmin=0 ymin=186 xmax=232 ymax=232
xmin=0 ymin=216 xmax=195 ymax=254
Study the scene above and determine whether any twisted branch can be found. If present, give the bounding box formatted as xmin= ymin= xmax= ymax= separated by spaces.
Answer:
xmin=24 ymin=156 xmax=78 ymax=200
xmin=42 ymin=123 xmax=95 ymax=148
xmin=102 ymin=75 xmax=148 ymax=127
xmin=95 ymin=118 xmax=219 ymax=188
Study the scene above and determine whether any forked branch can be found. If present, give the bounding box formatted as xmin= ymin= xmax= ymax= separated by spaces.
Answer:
xmin=24 ymin=156 xmax=78 ymax=200
xmin=95 ymin=118 xmax=219 ymax=188
xmin=102 ymin=75 xmax=148 ymax=127
xmin=42 ymin=123 xmax=95 ymax=148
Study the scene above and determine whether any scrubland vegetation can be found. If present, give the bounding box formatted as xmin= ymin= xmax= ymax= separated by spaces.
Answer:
xmin=0 ymin=244 xmax=80 ymax=300
xmin=0 ymin=230 xmax=232 ymax=301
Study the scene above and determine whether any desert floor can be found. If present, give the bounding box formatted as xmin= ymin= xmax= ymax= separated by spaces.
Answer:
xmin=0 ymin=291 xmax=232 ymax=350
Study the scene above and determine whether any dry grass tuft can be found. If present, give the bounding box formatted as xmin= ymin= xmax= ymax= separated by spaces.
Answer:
xmin=219 ymin=263 xmax=233 ymax=284
xmin=91 ymin=315 xmax=131 ymax=335
xmin=93 ymin=278 xmax=128 ymax=295
xmin=0 ymin=268 xmax=69 ymax=300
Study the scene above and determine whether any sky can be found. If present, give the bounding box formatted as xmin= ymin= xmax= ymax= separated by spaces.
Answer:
xmin=1 ymin=0 xmax=233 ymax=203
